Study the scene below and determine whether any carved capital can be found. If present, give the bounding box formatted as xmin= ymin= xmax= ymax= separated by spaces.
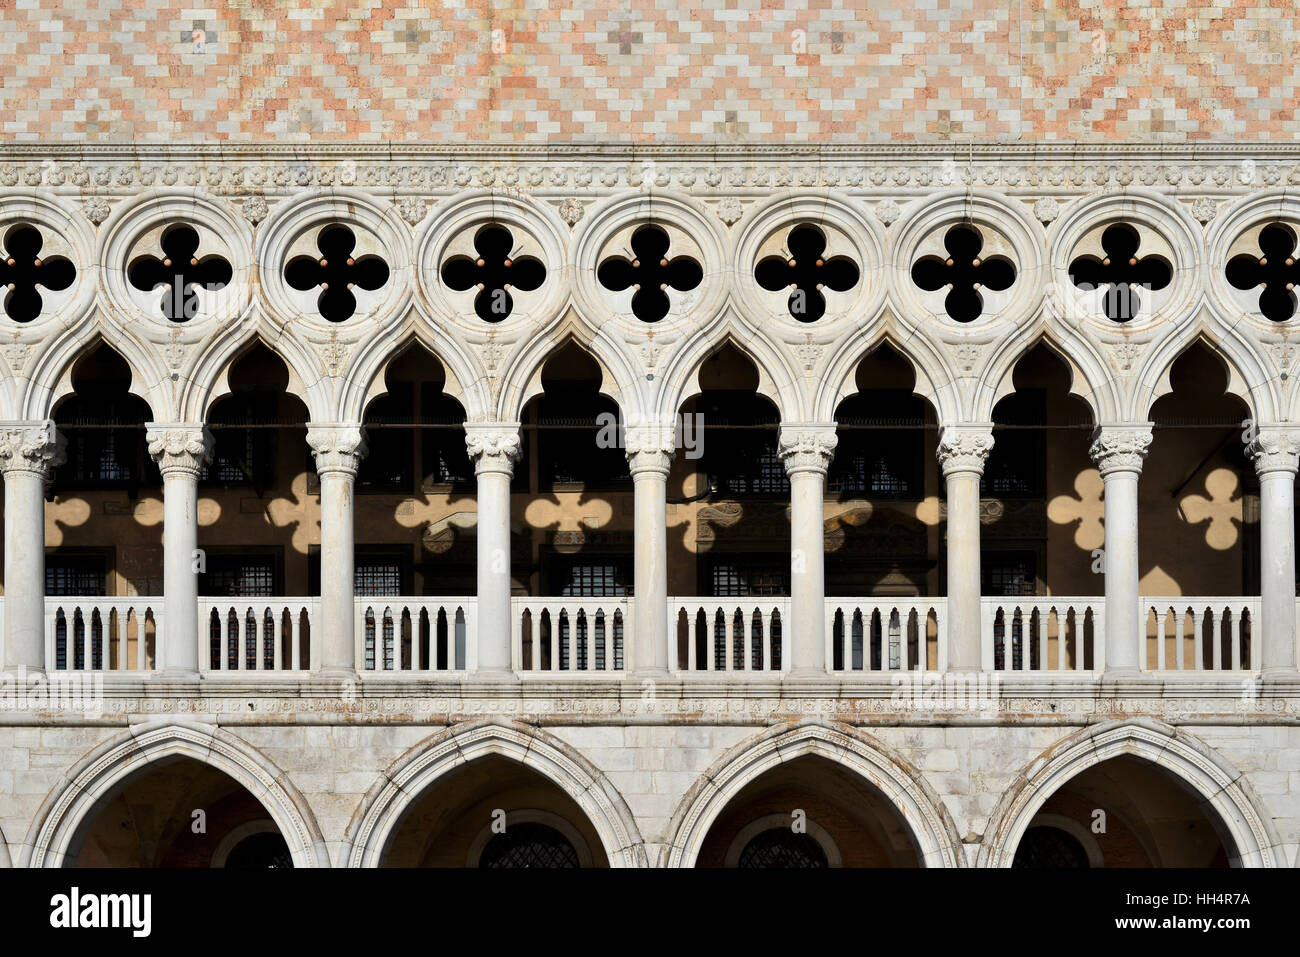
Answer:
xmin=1089 ymin=424 xmax=1153 ymax=476
xmin=624 ymin=422 xmax=677 ymax=477
xmin=0 ymin=420 xmax=65 ymax=478
xmin=146 ymin=424 xmax=213 ymax=477
xmin=465 ymin=423 xmax=522 ymax=477
xmin=1248 ymin=426 xmax=1300 ymax=477
xmin=307 ymin=424 xmax=368 ymax=476
xmin=936 ymin=425 xmax=994 ymax=477
xmin=777 ymin=424 xmax=838 ymax=477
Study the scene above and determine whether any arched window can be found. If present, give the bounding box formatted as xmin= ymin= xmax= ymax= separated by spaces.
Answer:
xmin=478 ymin=822 xmax=580 ymax=868
xmin=1012 ymin=826 xmax=1090 ymax=868
xmin=737 ymin=828 xmax=828 ymax=868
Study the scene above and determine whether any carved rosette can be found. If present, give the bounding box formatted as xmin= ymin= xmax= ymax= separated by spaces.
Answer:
xmin=624 ymin=422 xmax=677 ymax=477
xmin=936 ymin=425 xmax=994 ymax=477
xmin=1248 ymin=427 xmax=1300 ymax=477
xmin=777 ymin=425 xmax=838 ymax=477
xmin=145 ymin=425 xmax=213 ymax=477
xmin=1089 ymin=425 xmax=1154 ymax=476
xmin=0 ymin=420 xmax=66 ymax=478
xmin=464 ymin=424 xmax=522 ymax=477
xmin=306 ymin=424 xmax=368 ymax=477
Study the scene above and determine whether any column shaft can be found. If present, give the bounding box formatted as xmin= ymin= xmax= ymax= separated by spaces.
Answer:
xmin=779 ymin=425 xmax=837 ymax=677
xmin=626 ymin=424 xmax=675 ymax=675
xmin=1090 ymin=426 xmax=1152 ymax=674
xmin=937 ymin=426 xmax=993 ymax=672
xmin=1249 ymin=428 xmax=1300 ymax=674
xmin=308 ymin=425 xmax=367 ymax=675
xmin=467 ymin=425 xmax=521 ymax=675
xmin=0 ymin=421 xmax=61 ymax=670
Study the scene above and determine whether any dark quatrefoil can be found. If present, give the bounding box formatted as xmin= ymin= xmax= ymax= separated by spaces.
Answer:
xmin=597 ymin=225 xmax=702 ymax=323
xmin=1068 ymin=223 xmax=1171 ymax=322
xmin=755 ymin=224 xmax=859 ymax=322
xmin=440 ymin=224 xmax=546 ymax=322
xmin=0 ymin=224 xmax=76 ymax=322
xmin=127 ymin=224 xmax=232 ymax=322
xmin=285 ymin=225 xmax=390 ymax=322
xmin=911 ymin=224 xmax=1016 ymax=323
xmin=1226 ymin=223 xmax=1300 ymax=322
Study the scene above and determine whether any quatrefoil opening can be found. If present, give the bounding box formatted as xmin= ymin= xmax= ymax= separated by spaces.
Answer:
xmin=755 ymin=224 xmax=859 ymax=322
xmin=1226 ymin=223 xmax=1300 ymax=322
xmin=127 ymin=224 xmax=232 ymax=323
xmin=1068 ymin=223 xmax=1172 ymax=323
xmin=440 ymin=224 xmax=546 ymax=322
xmin=285 ymin=225 xmax=390 ymax=323
xmin=911 ymin=224 xmax=1015 ymax=323
xmin=0 ymin=224 xmax=76 ymax=322
xmin=597 ymin=225 xmax=702 ymax=323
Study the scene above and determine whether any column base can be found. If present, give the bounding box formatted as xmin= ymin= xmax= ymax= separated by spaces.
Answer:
xmin=783 ymin=667 xmax=830 ymax=681
xmin=1098 ymin=669 xmax=1161 ymax=695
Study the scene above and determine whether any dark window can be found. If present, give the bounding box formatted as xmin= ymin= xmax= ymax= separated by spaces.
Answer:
xmin=1013 ymin=826 xmax=1090 ymax=868
xmin=830 ymin=391 xmax=925 ymax=498
xmin=422 ymin=387 xmax=473 ymax=487
xmin=536 ymin=398 xmax=629 ymax=490
xmin=200 ymin=554 xmax=278 ymax=597
xmin=697 ymin=392 xmax=787 ymax=496
xmin=308 ymin=548 xmax=411 ymax=596
xmin=984 ymin=550 xmax=1038 ymax=670
xmin=358 ymin=382 xmax=415 ymax=491
xmin=738 ymin=828 xmax=828 ymax=868
xmin=984 ymin=389 xmax=1045 ymax=498
xmin=47 ymin=554 xmax=108 ymax=670
xmin=547 ymin=556 xmax=632 ymax=596
xmin=705 ymin=556 xmax=789 ymax=597
xmin=478 ymin=822 xmax=580 ymax=868
xmin=222 ymin=832 xmax=293 ymax=869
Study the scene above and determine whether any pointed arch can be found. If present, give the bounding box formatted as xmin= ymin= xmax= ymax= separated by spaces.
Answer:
xmin=656 ymin=315 xmax=801 ymax=422
xmin=343 ymin=718 xmax=646 ymax=867
xmin=974 ymin=327 xmax=1113 ymax=426
xmin=22 ymin=720 xmax=329 ymax=868
xmin=814 ymin=328 xmax=959 ymax=424
xmin=22 ymin=329 xmax=166 ymax=422
xmin=336 ymin=318 xmax=486 ymax=424
xmin=185 ymin=331 xmax=324 ymax=424
xmin=979 ymin=719 xmax=1284 ymax=868
xmin=496 ymin=322 xmax=643 ymax=423
xmin=663 ymin=719 xmax=964 ymax=867
xmin=1134 ymin=326 xmax=1271 ymax=424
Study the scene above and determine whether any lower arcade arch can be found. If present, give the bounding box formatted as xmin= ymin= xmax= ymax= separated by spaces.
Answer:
xmin=26 ymin=723 xmax=327 ymax=868
xmin=982 ymin=720 xmax=1283 ymax=868
xmin=665 ymin=721 xmax=964 ymax=868
xmin=343 ymin=720 xmax=646 ymax=868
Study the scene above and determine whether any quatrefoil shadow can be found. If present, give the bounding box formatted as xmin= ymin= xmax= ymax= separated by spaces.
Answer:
xmin=911 ymin=224 xmax=1015 ymax=322
xmin=440 ymin=224 xmax=546 ymax=322
xmin=597 ymin=225 xmax=702 ymax=323
xmin=127 ymin=224 xmax=232 ymax=322
xmin=285 ymin=225 xmax=390 ymax=322
xmin=1226 ymin=223 xmax=1300 ymax=322
xmin=755 ymin=225 xmax=859 ymax=322
xmin=0 ymin=224 xmax=76 ymax=322
xmin=1068 ymin=223 xmax=1171 ymax=322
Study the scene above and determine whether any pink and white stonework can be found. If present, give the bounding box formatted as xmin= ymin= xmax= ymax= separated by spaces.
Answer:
xmin=0 ymin=2 xmax=1298 ymax=869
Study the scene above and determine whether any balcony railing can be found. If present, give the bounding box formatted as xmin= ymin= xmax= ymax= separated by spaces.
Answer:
xmin=671 ymin=599 xmax=789 ymax=673
xmin=513 ymin=597 xmax=628 ymax=673
xmin=981 ymin=598 xmax=1104 ymax=673
xmin=827 ymin=599 xmax=947 ymax=672
xmin=23 ymin=594 xmax=1277 ymax=677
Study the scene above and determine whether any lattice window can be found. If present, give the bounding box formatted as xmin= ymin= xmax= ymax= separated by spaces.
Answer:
xmin=1012 ymin=827 xmax=1090 ymax=868
xmin=478 ymin=823 xmax=580 ymax=868
xmin=709 ymin=559 xmax=788 ymax=597
xmin=737 ymin=828 xmax=828 ymax=868
xmin=200 ymin=555 xmax=276 ymax=597
xmin=47 ymin=556 xmax=107 ymax=671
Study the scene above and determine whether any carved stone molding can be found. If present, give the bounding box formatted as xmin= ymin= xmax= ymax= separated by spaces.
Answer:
xmin=936 ymin=425 xmax=994 ymax=477
xmin=624 ymin=422 xmax=677 ymax=478
xmin=145 ymin=424 xmax=213 ymax=477
xmin=465 ymin=424 xmax=522 ymax=477
xmin=1248 ymin=426 xmax=1300 ymax=477
xmin=0 ymin=420 xmax=66 ymax=477
xmin=777 ymin=425 xmax=838 ymax=477
xmin=306 ymin=424 xmax=368 ymax=476
xmin=1089 ymin=425 xmax=1154 ymax=476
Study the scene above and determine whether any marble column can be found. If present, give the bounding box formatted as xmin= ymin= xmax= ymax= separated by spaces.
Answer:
xmin=146 ymin=425 xmax=213 ymax=674
xmin=0 ymin=421 xmax=65 ymax=672
xmin=465 ymin=424 xmax=521 ymax=675
xmin=307 ymin=424 xmax=368 ymax=676
xmin=625 ymin=422 xmax=676 ymax=675
xmin=937 ymin=425 xmax=994 ymax=672
xmin=778 ymin=424 xmax=837 ymax=677
xmin=1089 ymin=425 xmax=1153 ymax=674
xmin=1248 ymin=427 xmax=1300 ymax=675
